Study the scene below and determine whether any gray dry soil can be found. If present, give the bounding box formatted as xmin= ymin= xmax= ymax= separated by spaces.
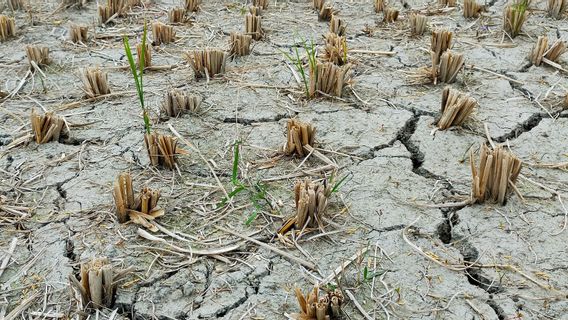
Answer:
xmin=1 ymin=0 xmax=568 ymax=319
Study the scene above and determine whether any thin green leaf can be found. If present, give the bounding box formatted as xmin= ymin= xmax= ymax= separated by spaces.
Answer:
xmin=232 ymin=141 xmax=240 ymax=185
xmin=244 ymin=210 xmax=258 ymax=226
xmin=331 ymin=173 xmax=351 ymax=193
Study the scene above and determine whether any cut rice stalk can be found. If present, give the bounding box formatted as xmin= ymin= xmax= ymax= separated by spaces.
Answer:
xmin=437 ymin=87 xmax=477 ymax=130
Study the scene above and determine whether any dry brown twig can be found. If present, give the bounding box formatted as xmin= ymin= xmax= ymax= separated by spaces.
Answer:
xmin=230 ymin=32 xmax=252 ymax=56
xmin=161 ymin=89 xmax=202 ymax=117
xmin=25 ymin=45 xmax=50 ymax=69
xmin=437 ymin=87 xmax=477 ymax=130
xmin=290 ymin=285 xmax=344 ymax=320
xmin=113 ymin=172 xmax=165 ymax=231
xmin=470 ymin=144 xmax=522 ymax=205
xmin=0 ymin=15 xmax=16 ymax=41
xmin=152 ymin=21 xmax=176 ymax=45
xmin=68 ymin=258 xmax=130 ymax=311
xmin=245 ymin=13 xmax=263 ymax=40
xmin=30 ymin=109 xmax=67 ymax=144
xmin=409 ymin=13 xmax=428 ymax=36
xmin=80 ymin=68 xmax=111 ymax=98
xmin=69 ymin=24 xmax=88 ymax=43
xmin=185 ymin=49 xmax=226 ymax=79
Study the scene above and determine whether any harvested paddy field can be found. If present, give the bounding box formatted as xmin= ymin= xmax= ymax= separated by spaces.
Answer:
xmin=1 ymin=0 xmax=568 ymax=319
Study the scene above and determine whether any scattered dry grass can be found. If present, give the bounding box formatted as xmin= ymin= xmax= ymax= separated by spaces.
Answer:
xmin=437 ymin=87 xmax=477 ymax=130
xmin=185 ymin=49 xmax=227 ymax=79
xmin=80 ymin=67 xmax=111 ymax=98
xmin=30 ymin=109 xmax=67 ymax=144
xmin=230 ymin=32 xmax=252 ymax=56
xmin=470 ymin=144 xmax=522 ymax=205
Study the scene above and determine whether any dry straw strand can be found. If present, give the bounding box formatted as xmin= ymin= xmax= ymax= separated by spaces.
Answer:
xmin=185 ymin=0 xmax=201 ymax=12
xmin=230 ymin=32 xmax=252 ymax=56
xmin=185 ymin=49 xmax=226 ymax=79
xmin=330 ymin=15 xmax=346 ymax=36
xmin=470 ymin=144 xmax=522 ymax=205
xmin=69 ymin=24 xmax=88 ymax=43
xmin=383 ymin=8 xmax=399 ymax=23
xmin=161 ymin=89 xmax=202 ymax=117
xmin=548 ymin=0 xmax=567 ymax=18
xmin=80 ymin=67 xmax=111 ymax=98
xmin=245 ymin=13 xmax=263 ymax=40
xmin=285 ymin=118 xmax=316 ymax=157
xmin=152 ymin=21 xmax=176 ymax=45
xmin=437 ymin=87 xmax=477 ymax=130
xmin=463 ymin=0 xmax=484 ymax=18
xmin=30 ymin=109 xmax=67 ymax=144
xmin=375 ymin=0 xmax=385 ymax=12
xmin=0 ymin=15 xmax=16 ymax=41
xmin=168 ymin=7 xmax=186 ymax=23
xmin=409 ymin=13 xmax=427 ymax=36
xmin=438 ymin=50 xmax=464 ymax=83
xmin=25 ymin=45 xmax=50 ymax=69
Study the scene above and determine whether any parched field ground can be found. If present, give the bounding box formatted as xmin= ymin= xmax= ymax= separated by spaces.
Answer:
xmin=1 ymin=0 xmax=568 ymax=319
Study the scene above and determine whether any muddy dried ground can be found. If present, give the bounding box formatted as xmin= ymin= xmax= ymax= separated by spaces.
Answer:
xmin=1 ymin=0 xmax=568 ymax=319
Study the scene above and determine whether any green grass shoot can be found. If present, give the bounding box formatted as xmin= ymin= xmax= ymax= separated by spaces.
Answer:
xmin=281 ymin=36 xmax=317 ymax=98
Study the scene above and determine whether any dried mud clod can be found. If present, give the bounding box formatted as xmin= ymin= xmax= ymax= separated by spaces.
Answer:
xmin=310 ymin=61 xmax=350 ymax=97
xmin=185 ymin=49 xmax=227 ymax=79
xmin=438 ymin=0 xmax=456 ymax=7
xmin=25 ymin=45 xmax=50 ymax=69
xmin=168 ymin=7 xmax=186 ymax=24
xmin=374 ymin=0 xmax=385 ymax=12
xmin=7 ymin=0 xmax=23 ymax=10
xmin=185 ymin=0 xmax=201 ymax=12
xmin=80 ymin=67 xmax=111 ymax=98
xmin=152 ymin=21 xmax=176 ymax=45
xmin=463 ymin=0 xmax=484 ymax=18
xmin=161 ymin=89 xmax=202 ymax=117
xmin=69 ymin=24 xmax=88 ymax=43
xmin=437 ymin=87 xmax=477 ymax=130
xmin=548 ymin=0 xmax=567 ymax=18
xmin=383 ymin=8 xmax=399 ymax=23
xmin=30 ymin=109 xmax=67 ymax=144
xmin=137 ymin=43 xmax=152 ymax=67
xmin=113 ymin=172 xmax=165 ymax=229
xmin=322 ymin=32 xmax=348 ymax=65
xmin=230 ymin=32 xmax=252 ymax=56
xmin=245 ymin=13 xmax=263 ymax=40
xmin=470 ymin=144 xmax=522 ymax=205
xmin=68 ymin=258 xmax=130 ymax=311
xmin=431 ymin=29 xmax=453 ymax=66
xmin=503 ymin=0 xmax=529 ymax=38
xmin=438 ymin=50 xmax=464 ymax=83
xmin=285 ymin=118 xmax=317 ymax=157
xmin=0 ymin=15 xmax=16 ymax=41
xmin=409 ymin=13 xmax=427 ymax=36
xmin=144 ymin=132 xmax=187 ymax=169
xmin=529 ymin=36 xmax=566 ymax=66
xmin=290 ymin=286 xmax=344 ymax=320
xmin=330 ymin=15 xmax=346 ymax=36
xmin=253 ymin=0 xmax=268 ymax=9
xmin=319 ymin=4 xmax=335 ymax=21
xmin=313 ymin=0 xmax=325 ymax=11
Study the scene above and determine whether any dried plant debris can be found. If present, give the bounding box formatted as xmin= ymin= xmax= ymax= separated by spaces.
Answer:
xmin=310 ymin=61 xmax=350 ymax=97
xmin=409 ymin=13 xmax=427 ymax=35
xmin=330 ymin=15 xmax=346 ymax=36
xmin=293 ymin=179 xmax=331 ymax=229
xmin=470 ymin=144 xmax=522 ymax=205
xmin=97 ymin=0 xmax=141 ymax=23
xmin=185 ymin=49 xmax=226 ymax=79
xmin=7 ymin=0 xmax=23 ymax=10
xmin=290 ymin=286 xmax=344 ymax=320
xmin=152 ymin=21 xmax=176 ymax=45
xmin=530 ymin=36 xmax=566 ymax=66
xmin=0 ymin=15 xmax=16 ymax=41
xmin=168 ymin=7 xmax=186 ymax=23
xmin=113 ymin=172 xmax=165 ymax=230
xmin=313 ymin=0 xmax=324 ymax=11
xmin=30 ymin=109 xmax=67 ymax=144
xmin=69 ymin=24 xmax=88 ymax=43
xmin=145 ymin=133 xmax=187 ymax=169
xmin=230 ymin=32 xmax=252 ymax=56
xmin=80 ymin=68 xmax=111 ymax=98
xmin=161 ymin=89 xmax=202 ymax=117
xmin=322 ymin=32 xmax=347 ymax=65
xmin=503 ymin=0 xmax=529 ymax=38
xmin=185 ymin=0 xmax=201 ymax=12
xmin=548 ymin=0 xmax=567 ymax=18
xmin=438 ymin=0 xmax=456 ymax=6
xmin=285 ymin=118 xmax=316 ymax=157
xmin=437 ymin=87 xmax=476 ymax=130
xmin=69 ymin=258 xmax=130 ymax=311
xmin=374 ymin=0 xmax=385 ymax=12
xmin=253 ymin=0 xmax=268 ymax=9
xmin=25 ymin=46 xmax=50 ymax=69
xmin=463 ymin=0 xmax=484 ymax=18
xmin=245 ymin=13 xmax=263 ymax=40
xmin=383 ymin=8 xmax=399 ymax=23
xmin=431 ymin=29 xmax=452 ymax=66
xmin=249 ymin=5 xmax=263 ymax=16
xmin=137 ymin=43 xmax=152 ymax=67
xmin=98 ymin=5 xmax=113 ymax=23
xmin=319 ymin=4 xmax=334 ymax=21
xmin=438 ymin=50 xmax=464 ymax=83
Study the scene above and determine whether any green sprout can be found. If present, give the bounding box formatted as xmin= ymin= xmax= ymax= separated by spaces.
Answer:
xmin=281 ymin=36 xmax=317 ymax=98
xmin=123 ymin=21 xmax=151 ymax=134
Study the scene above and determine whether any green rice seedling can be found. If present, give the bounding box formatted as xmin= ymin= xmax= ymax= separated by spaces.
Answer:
xmin=503 ymin=0 xmax=529 ymax=38
xmin=281 ymin=37 xmax=317 ymax=99
xmin=548 ymin=0 xmax=566 ymax=19
xmin=123 ymin=21 xmax=151 ymax=134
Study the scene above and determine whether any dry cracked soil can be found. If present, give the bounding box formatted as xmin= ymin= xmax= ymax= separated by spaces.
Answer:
xmin=1 ymin=0 xmax=568 ymax=319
